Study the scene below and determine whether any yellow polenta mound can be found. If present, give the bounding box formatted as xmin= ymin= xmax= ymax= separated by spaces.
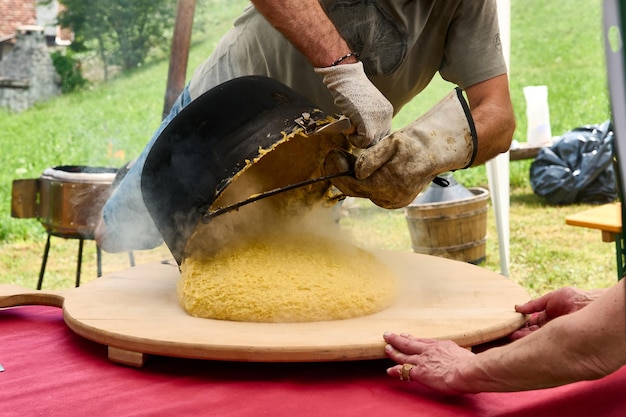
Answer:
xmin=178 ymin=233 xmax=398 ymax=322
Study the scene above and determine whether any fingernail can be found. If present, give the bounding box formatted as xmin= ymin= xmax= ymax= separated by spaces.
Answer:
xmin=384 ymin=344 xmax=393 ymax=352
xmin=383 ymin=331 xmax=392 ymax=338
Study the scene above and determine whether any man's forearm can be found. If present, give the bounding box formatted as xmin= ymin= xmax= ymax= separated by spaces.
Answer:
xmin=464 ymin=74 xmax=515 ymax=165
xmin=251 ymin=0 xmax=356 ymax=67
xmin=470 ymin=101 xmax=515 ymax=165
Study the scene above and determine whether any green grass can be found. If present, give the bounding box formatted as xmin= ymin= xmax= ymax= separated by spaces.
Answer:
xmin=0 ymin=0 xmax=619 ymax=295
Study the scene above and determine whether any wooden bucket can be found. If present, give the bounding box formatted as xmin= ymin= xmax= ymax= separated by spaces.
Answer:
xmin=405 ymin=187 xmax=489 ymax=264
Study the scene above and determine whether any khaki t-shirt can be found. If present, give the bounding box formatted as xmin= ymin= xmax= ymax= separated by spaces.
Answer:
xmin=102 ymin=1 xmax=508 ymax=252
xmin=189 ymin=0 xmax=507 ymax=114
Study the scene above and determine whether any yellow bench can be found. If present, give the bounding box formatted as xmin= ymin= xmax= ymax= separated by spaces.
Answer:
xmin=565 ymin=203 xmax=624 ymax=279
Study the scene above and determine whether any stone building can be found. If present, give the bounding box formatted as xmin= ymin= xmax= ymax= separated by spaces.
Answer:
xmin=0 ymin=0 xmax=37 ymax=59
xmin=0 ymin=0 xmax=69 ymax=111
xmin=0 ymin=0 xmax=70 ymax=54
xmin=0 ymin=26 xmax=61 ymax=112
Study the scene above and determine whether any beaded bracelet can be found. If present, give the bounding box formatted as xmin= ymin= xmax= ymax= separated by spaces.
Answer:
xmin=331 ymin=52 xmax=360 ymax=66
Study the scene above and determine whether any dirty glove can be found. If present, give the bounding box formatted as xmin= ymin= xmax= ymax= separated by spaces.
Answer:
xmin=315 ymin=61 xmax=393 ymax=148
xmin=324 ymin=88 xmax=477 ymax=209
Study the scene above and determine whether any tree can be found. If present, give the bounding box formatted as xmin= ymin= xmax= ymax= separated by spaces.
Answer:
xmin=57 ymin=0 xmax=175 ymax=77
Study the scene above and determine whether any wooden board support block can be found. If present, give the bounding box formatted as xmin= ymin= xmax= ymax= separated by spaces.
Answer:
xmin=108 ymin=346 xmax=148 ymax=367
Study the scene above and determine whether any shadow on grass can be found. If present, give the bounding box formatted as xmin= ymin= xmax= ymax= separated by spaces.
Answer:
xmin=510 ymin=191 xmax=546 ymax=207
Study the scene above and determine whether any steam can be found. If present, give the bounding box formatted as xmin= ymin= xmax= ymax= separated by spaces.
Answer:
xmin=182 ymin=126 xmax=354 ymax=260
xmin=184 ymin=186 xmax=349 ymax=261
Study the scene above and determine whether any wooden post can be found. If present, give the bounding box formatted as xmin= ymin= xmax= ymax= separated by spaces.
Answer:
xmin=162 ymin=0 xmax=197 ymax=119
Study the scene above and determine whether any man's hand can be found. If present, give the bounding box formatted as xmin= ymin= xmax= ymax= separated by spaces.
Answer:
xmin=324 ymin=88 xmax=476 ymax=209
xmin=315 ymin=62 xmax=393 ymax=148
xmin=250 ymin=1 xmax=393 ymax=147
xmin=323 ymin=133 xmax=437 ymax=208
xmin=510 ymin=287 xmax=605 ymax=340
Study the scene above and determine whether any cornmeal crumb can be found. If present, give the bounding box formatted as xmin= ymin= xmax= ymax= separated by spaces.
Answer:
xmin=178 ymin=233 xmax=398 ymax=323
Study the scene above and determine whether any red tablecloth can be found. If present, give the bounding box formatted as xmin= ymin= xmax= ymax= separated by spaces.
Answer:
xmin=1 ymin=306 xmax=625 ymax=417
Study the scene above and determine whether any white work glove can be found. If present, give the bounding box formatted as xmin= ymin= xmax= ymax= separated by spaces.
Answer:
xmin=315 ymin=61 xmax=393 ymax=148
xmin=323 ymin=88 xmax=477 ymax=209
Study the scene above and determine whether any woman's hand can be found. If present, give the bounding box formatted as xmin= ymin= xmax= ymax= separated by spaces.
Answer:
xmin=510 ymin=287 xmax=605 ymax=340
xmin=383 ymin=332 xmax=475 ymax=395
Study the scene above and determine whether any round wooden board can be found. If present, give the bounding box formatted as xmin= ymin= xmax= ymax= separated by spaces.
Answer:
xmin=54 ymin=251 xmax=528 ymax=365
xmin=0 ymin=251 xmax=530 ymax=365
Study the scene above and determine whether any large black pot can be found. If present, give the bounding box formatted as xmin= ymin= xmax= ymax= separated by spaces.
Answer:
xmin=141 ymin=76 xmax=346 ymax=265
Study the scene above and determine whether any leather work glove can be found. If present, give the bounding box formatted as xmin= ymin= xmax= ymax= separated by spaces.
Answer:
xmin=315 ymin=61 xmax=393 ymax=148
xmin=323 ymin=88 xmax=477 ymax=209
